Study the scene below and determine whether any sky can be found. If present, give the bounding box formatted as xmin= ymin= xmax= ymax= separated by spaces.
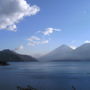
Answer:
xmin=0 ymin=0 xmax=90 ymax=57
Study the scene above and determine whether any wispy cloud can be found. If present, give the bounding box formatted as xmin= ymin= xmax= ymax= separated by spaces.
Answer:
xmin=27 ymin=36 xmax=49 ymax=46
xmin=41 ymin=40 xmax=49 ymax=44
xmin=27 ymin=36 xmax=41 ymax=41
xmin=27 ymin=27 xmax=61 ymax=46
xmin=0 ymin=0 xmax=40 ymax=31
xmin=28 ymin=40 xmax=49 ymax=46
xmin=40 ymin=28 xmax=61 ymax=35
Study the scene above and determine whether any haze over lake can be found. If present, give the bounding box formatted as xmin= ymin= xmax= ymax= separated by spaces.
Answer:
xmin=0 ymin=61 xmax=90 ymax=90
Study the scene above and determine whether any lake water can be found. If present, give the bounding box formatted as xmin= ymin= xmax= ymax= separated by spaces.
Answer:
xmin=0 ymin=61 xmax=90 ymax=90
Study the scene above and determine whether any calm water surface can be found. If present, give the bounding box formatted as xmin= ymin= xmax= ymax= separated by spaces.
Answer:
xmin=0 ymin=61 xmax=90 ymax=90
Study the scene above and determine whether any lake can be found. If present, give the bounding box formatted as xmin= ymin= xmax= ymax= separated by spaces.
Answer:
xmin=0 ymin=61 xmax=90 ymax=90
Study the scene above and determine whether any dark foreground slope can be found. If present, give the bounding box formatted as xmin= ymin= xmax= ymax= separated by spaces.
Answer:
xmin=0 ymin=49 xmax=37 ymax=62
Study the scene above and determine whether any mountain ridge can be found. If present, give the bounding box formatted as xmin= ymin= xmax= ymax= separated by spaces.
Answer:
xmin=0 ymin=49 xmax=38 ymax=62
xmin=39 ymin=43 xmax=90 ymax=61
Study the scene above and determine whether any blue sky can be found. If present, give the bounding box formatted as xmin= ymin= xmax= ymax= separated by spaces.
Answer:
xmin=0 ymin=0 xmax=90 ymax=57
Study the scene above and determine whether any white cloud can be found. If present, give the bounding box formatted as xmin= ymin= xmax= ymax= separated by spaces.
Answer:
xmin=69 ymin=45 xmax=77 ymax=50
xmin=41 ymin=40 xmax=49 ymax=44
xmin=28 ymin=40 xmax=49 ymax=46
xmin=28 ymin=41 xmax=40 ymax=46
xmin=27 ymin=36 xmax=49 ymax=46
xmin=27 ymin=36 xmax=40 ymax=41
xmin=27 ymin=27 xmax=60 ymax=46
xmin=84 ymin=40 xmax=90 ymax=43
xmin=7 ymin=25 xmax=17 ymax=32
xmin=41 ymin=28 xmax=61 ymax=35
xmin=15 ymin=45 xmax=24 ymax=50
xmin=0 ymin=0 xmax=40 ymax=31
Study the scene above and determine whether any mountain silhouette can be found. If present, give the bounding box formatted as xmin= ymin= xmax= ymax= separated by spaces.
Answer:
xmin=39 ymin=43 xmax=90 ymax=61
xmin=39 ymin=45 xmax=73 ymax=61
xmin=71 ymin=43 xmax=90 ymax=60
xmin=0 ymin=49 xmax=37 ymax=62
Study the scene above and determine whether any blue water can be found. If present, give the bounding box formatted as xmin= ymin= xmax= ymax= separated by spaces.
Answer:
xmin=0 ymin=61 xmax=90 ymax=90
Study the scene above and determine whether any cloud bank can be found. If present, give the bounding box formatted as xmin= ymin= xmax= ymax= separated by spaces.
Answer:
xmin=0 ymin=0 xmax=40 ymax=31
